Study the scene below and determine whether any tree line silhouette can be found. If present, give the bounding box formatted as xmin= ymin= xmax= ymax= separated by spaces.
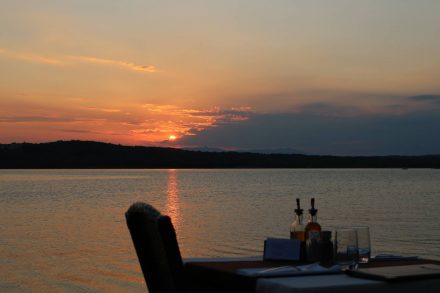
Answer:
xmin=1 ymin=140 xmax=439 ymax=169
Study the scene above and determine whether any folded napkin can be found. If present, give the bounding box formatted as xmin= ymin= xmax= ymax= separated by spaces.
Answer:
xmin=237 ymin=262 xmax=342 ymax=277
xmin=347 ymin=264 xmax=440 ymax=281
xmin=373 ymin=254 xmax=419 ymax=261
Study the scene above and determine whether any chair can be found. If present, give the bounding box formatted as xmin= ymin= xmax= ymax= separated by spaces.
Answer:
xmin=126 ymin=202 xmax=186 ymax=293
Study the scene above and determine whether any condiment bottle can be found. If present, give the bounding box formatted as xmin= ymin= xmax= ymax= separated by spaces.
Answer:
xmin=319 ymin=230 xmax=334 ymax=266
xmin=305 ymin=198 xmax=322 ymax=262
xmin=290 ymin=198 xmax=306 ymax=260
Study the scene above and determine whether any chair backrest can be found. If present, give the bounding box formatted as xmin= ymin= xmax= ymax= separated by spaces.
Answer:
xmin=126 ymin=202 xmax=185 ymax=293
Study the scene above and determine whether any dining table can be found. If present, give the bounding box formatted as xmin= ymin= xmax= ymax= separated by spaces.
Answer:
xmin=184 ymin=257 xmax=440 ymax=293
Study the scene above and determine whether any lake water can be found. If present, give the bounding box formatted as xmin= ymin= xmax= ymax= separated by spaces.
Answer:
xmin=1 ymin=169 xmax=440 ymax=292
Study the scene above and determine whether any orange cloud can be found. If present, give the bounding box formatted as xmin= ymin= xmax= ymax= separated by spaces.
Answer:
xmin=0 ymin=48 xmax=63 ymax=65
xmin=84 ymin=107 xmax=121 ymax=113
xmin=0 ymin=48 xmax=156 ymax=73
xmin=68 ymin=55 xmax=156 ymax=73
xmin=131 ymin=104 xmax=253 ymax=144
xmin=0 ymin=95 xmax=252 ymax=145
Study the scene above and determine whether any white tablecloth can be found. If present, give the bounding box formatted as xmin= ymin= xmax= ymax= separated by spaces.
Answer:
xmin=256 ymin=274 xmax=440 ymax=293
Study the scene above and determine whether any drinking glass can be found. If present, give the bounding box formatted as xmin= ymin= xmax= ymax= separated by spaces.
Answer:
xmin=334 ymin=228 xmax=359 ymax=270
xmin=355 ymin=226 xmax=371 ymax=263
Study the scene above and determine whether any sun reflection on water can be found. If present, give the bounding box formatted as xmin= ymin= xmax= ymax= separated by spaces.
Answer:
xmin=165 ymin=169 xmax=181 ymax=237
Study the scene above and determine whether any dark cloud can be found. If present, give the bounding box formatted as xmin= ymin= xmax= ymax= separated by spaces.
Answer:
xmin=124 ymin=121 xmax=145 ymax=126
xmin=297 ymin=102 xmax=363 ymax=116
xmin=188 ymin=108 xmax=253 ymax=117
xmin=57 ymin=129 xmax=95 ymax=134
xmin=57 ymin=129 xmax=126 ymax=136
xmin=408 ymin=95 xmax=440 ymax=102
xmin=0 ymin=116 xmax=76 ymax=123
xmin=0 ymin=116 xmax=102 ymax=123
xmin=179 ymin=106 xmax=440 ymax=155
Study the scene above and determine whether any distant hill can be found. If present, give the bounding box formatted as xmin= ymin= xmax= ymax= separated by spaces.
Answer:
xmin=183 ymin=146 xmax=229 ymax=153
xmin=238 ymin=148 xmax=307 ymax=155
xmin=183 ymin=146 xmax=306 ymax=154
xmin=1 ymin=140 xmax=439 ymax=168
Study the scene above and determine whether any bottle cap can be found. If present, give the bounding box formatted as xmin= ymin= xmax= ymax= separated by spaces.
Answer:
xmin=309 ymin=198 xmax=318 ymax=216
xmin=295 ymin=198 xmax=303 ymax=215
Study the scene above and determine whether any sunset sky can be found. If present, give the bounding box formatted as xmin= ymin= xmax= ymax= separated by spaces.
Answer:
xmin=1 ymin=1 xmax=440 ymax=155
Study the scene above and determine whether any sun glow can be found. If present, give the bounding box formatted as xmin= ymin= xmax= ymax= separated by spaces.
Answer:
xmin=168 ymin=135 xmax=177 ymax=141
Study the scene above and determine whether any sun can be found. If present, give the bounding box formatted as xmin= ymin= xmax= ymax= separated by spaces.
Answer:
xmin=168 ymin=135 xmax=177 ymax=141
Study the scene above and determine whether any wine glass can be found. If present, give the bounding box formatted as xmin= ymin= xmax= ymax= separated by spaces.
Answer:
xmin=334 ymin=228 xmax=359 ymax=270
xmin=354 ymin=226 xmax=371 ymax=263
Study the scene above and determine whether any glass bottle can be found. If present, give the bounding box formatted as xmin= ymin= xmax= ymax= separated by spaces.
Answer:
xmin=305 ymin=198 xmax=322 ymax=262
xmin=319 ymin=230 xmax=334 ymax=266
xmin=290 ymin=198 xmax=306 ymax=261
xmin=290 ymin=198 xmax=305 ymax=241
